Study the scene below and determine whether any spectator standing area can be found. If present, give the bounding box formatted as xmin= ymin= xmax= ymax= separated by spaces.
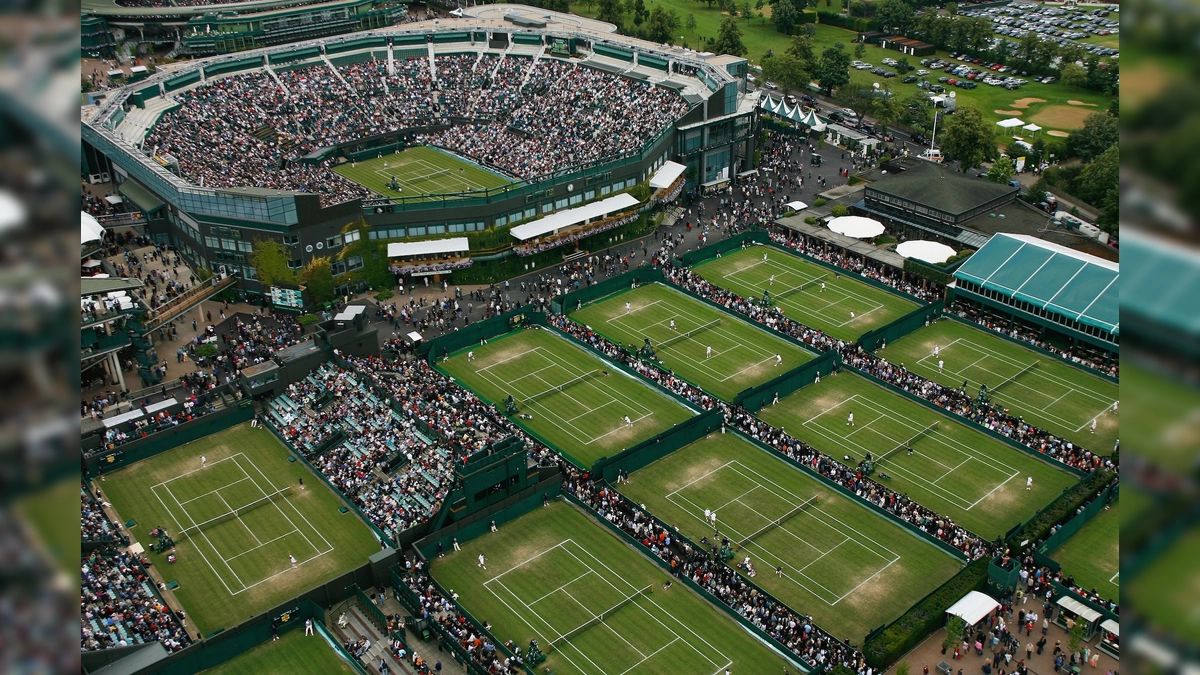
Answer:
xmin=332 ymin=145 xmax=513 ymax=200
xmin=439 ymin=328 xmax=695 ymax=467
xmin=431 ymin=501 xmax=794 ymax=675
xmin=1051 ymin=499 xmax=1120 ymax=600
xmin=99 ymin=423 xmax=380 ymax=635
xmin=203 ymin=627 xmax=355 ymax=675
xmin=569 ymin=283 xmax=816 ymax=401
xmin=757 ymin=372 xmax=1078 ymax=538
xmin=618 ymin=433 xmax=962 ymax=641
xmin=691 ymin=246 xmax=919 ymax=342
xmin=883 ymin=319 xmax=1119 ymax=451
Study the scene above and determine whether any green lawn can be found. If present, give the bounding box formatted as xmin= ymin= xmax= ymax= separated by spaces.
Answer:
xmin=438 ymin=327 xmax=696 ymax=467
xmin=333 ymin=145 xmax=513 ymax=200
xmin=617 ymin=433 xmax=962 ymax=642
xmin=569 ymin=282 xmax=815 ymax=401
xmin=17 ymin=478 xmax=82 ymax=585
xmin=430 ymin=500 xmax=797 ymax=675
xmin=100 ymin=423 xmax=381 ymax=635
xmin=1128 ymin=526 xmax=1200 ymax=646
xmin=882 ymin=319 xmax=1119 ymax=452
xmin=201 ymin=627 xmax=357 ymax=675
xmin=1051 ymin=499 xmax=1119 ymax=600
xmin=755 ymin=371 xmax=1077 ymax=538
xmin=691 ymin=245 xmax=919 ymax=342
xmin=1120 ymin=362 xmax=1198 ymax=475
xmin=201 ymin=624 xmax=355 ymax=672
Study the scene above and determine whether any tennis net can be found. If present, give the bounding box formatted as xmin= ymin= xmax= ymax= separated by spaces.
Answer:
xmin=877 ymin=422 xmax=940 ymax=464
xmin=548 ymin=584 xmax=654 ymax=651
xmin=657 ymin=318 xmax=721 ymax=350
xmin=521 ymin=370 xmax=600 ymax=406
xmin=737 ymin=495 xmax=818 ymax=549
xmin=992 ymin=360 xmax=1040 ymax=393
xmin=176 ymin=487 xmax=291 ymax=541
xmin=774 ymin=273 xmax=827 ymax=301
xmin=409 ymin=167 xmax=453 ymax=184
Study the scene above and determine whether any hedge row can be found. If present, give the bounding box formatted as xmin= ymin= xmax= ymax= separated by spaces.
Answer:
xmin=1007 ymin=470 xmax=1117 ymax=553
xmin=862 ymin=557 xmax=991 ymax=669
xmin=816 ymin=11 xmax=880 ymax=32
xmin=903 ymin=258 xmax=953 ymax=285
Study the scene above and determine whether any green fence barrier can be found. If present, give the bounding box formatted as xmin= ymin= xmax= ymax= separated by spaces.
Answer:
xmin=422 ymin=305 xmax=532 ymax=359
xmin=593 ymin=411 xmax=723 ymax=483
xmin=1036 ymin=483 xmax=1118 ymax=555
xmin=414 ymin=480 xmax=561 ymax=561
xmin=944 ymin=315 xmax=1119 ymax=384
xmin=1004 ymin=471 xmax=1117 ymax=554
xmin=840 ymin=364 xmax=1089 ymax=478
xmin=551 ymin=266 xmax=665 ymax=314
xmin=859 ymin=301 xmax=945 ymax=352
xmin=677 ymin=230 xmax=770 ymax=267
xmin=87 ymin=401 xmax=253 ymax=477
xmin=735 ymin=351 xmax=839 ymax=412
xmin=350 ymin=584 xmax=389 ymax=635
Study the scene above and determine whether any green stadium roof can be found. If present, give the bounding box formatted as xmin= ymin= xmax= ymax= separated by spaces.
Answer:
xmin=1120 ymin=230 xmax=1200 ymax=336
xmin=954 ymin=233 xmax=1119 ymax=334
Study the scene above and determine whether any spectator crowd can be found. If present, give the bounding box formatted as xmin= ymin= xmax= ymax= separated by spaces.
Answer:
xmin=81 ymin=549 xmax=191 ymax=653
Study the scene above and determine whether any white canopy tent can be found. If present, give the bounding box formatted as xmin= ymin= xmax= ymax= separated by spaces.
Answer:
xmin=387 ymin=237 xmax=470 ymax=259
xmin=649 ymin=161 xmax=687 ymax=190
xmin=996 ymin=117 xmax=1025 ymax=129
xmin=406 ymin=331 xmax=423 ymax=344
xmin=785 ymin=201 xmax=808 ymax=212
xmin=82 ymin=259 xmax=103 ymax=269
xmin=510 ymin=194 xmax=640 ymax=241
xmin=896 ymin=240 xmax=958 ymax=264
xmin=81 ymin=211 xmax=105 ymax=244
xmin=946 ymin=591 xmax=1001 ymax=627
xmin=828 ymin=215 xmax=885 ymax=239
xmin=1057 ymin=596 xmax=1102 ymax=624
xmin=1022 ymin=123 xmax=1043 ymax=133
xmin=1100 ymin=619 xmax=1119 ymax=638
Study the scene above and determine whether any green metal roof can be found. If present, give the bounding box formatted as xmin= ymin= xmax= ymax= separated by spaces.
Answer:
xmin=954 ymin=233 xmax=1119 ymax=334
xmin=1121 ymin=230 xmax=1200 ymax=336
xmin=118 ymin=178 xmax=164 ymax=214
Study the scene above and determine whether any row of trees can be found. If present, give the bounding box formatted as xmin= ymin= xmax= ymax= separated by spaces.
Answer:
xmin=760 ymin=31 xmax=855 ymax=96
xmin=249 ymin=221 xmax=399 ymax=307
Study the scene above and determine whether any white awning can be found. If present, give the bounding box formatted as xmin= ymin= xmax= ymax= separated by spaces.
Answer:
xmin=104 ymin=195 xmax=124 ymax=205
xmin=82 ymin=259 xmax=103 ymax=268
xmin=510 ymin=193 xmax=640 ymax=242
xmin=946 ymin=591 xmax=1000 ymax=626
xmin=650 ymin=161 xmax=687 ymax=190
xmin=828 ymin=215 xmax=885 ymax=238
xmin=406 ymin=331 xmax=423 ymax=343
xmin=1057 ymin=596 xmax=1102 ymax=623
xmin=996 ymin=117 xmax=1025 ymax=128
xmin=333 ymin=304 xmax=367 ymax=321
xmin=81 ymin=211 xmax=105 ymax=244
xmin=896 ymin=240 xmax=957 ymax=264
xmin=1022 ymin=123 xmax=1043 ymax=132
xmin=785 ymin=201 xmax=808 ymax=211
xmin=1101 ymin=619 xmax=1119 ymax=637
xmin=387 ymin=237 xmax=470 ymax=259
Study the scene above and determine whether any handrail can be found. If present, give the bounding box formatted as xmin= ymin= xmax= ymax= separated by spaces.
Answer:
xmin=143 ymin=275 xmax=237 ymax=324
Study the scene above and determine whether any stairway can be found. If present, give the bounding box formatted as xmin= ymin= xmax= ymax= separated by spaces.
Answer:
xmin=520 ymin=44 xmax=547 ymax=88
xmin=263 ymin=64 xmax=289 ymax=96
xmin=322 ymin=54 xmax=357 ymax=96
xmin=336 ymin=606 xmax=412 ymax=675
xmin=427 ymin=43 xmax=437 ymax=87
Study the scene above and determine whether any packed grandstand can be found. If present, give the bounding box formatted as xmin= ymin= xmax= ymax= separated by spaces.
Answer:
xmin=141 ymin=54 xmax=692 ymax=206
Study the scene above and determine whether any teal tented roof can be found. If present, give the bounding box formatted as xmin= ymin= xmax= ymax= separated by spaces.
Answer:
xmin=954 ymin=233 xmax=1119 ymax=334
xmin=1120 ymin=230 xmax=1200 ymax=336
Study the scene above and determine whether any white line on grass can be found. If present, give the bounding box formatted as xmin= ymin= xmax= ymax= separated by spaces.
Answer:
xmin=217 ymin=491 xmax=262 ymax=546
xmin=150 ymin=483 xmax=239 ymax=596
xmin=178 ymin=476 xmax=253 ymax=505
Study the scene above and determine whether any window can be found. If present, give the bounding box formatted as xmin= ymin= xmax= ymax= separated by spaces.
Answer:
xmin=287 ymin=259 xmax=303 ymax=269
xmin=600 ymin=185 xmax=611 ymax=196
xmin=569 ymin=194 xmax=583 ymax=205
xmin=585 ymin=190 xmax=595 ymax=200
xmin=204 ymin=236 xmax=220 ymax=249
xmin=542 ymin=202 xmax=554 ymax=214
xmin=556 ymin=198 xmax=569 ymax=210
xmin=344 ymin=230 xmax=360 ymax=244
xmin=428 ymin=225 xmax=445 ymax=235
xmin=243 ymin=266 xmax=258 ymax=280
xmin=408 ymin=226 xmax=426 ymax=237
xmin=524 ymin=208 xmax=536 ymax=220
xmin=238 ymin=241 xmax=254 ymax=253
xmin=347 ymin=255 xmax=364 ymax=271
xmin=283 ymin=235 xmax=300 ymax=246
xmin=452 ymin=223 xmax=468 ymax=233
xmin=326 ymin=235 xmax=342 ymax=249
xmin=330 ymin=260 xmax=347 ymax=276
xmin=221 ymin=238 xmax=238 ymax=251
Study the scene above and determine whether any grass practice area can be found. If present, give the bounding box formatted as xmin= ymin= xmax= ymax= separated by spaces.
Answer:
xmin=1120 ymin=363 xmax=1197 ymax=474
xmin=201 ymin=628 xmax=355 ymax=675
xmin=334 ymin=145 xmax=512 ymax=199
xmin=618 ymin=433 xmax=962 ymax=641
xmin=431 ymin=501 xmax=795 ymax=675
xmin=100 ymin=423 xmax=381 ymax=635
xmin=439 ymin=328 xmax=695 ymax=466
xmin=1051 ymin=499 xmax=1119 ymax=600
xmin=1128 ymin=527 xmax=1200 ymax=646
xmin=692 ymin=246 xmax=919 ymax=342
xmin=569 ymin=283 xmax=815 ymax=401
xmin=756 ymin=372 xmax=1077 ymax=538
xmin=883 ymin=319 xmax=1119 ymax=451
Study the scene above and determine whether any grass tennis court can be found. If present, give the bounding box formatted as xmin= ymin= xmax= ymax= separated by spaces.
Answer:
xmin=569 ymin=283 xmax=815 ymax=401
xmin=1128 ymin=526 xmax=1200 ymax=645
xmin=617 ymin=433 xmax=962 ymax=641
xmin=691 ymin=246 xmax=919 ymax=341
xmin=882 ymin=319 xmax=1119 ymax=451
xmin=333 ymin=145 xmax=512 ymax=199
xmin=430 ymin=501 xmax=796 ymax=675
xmin=1121 ymin=362 xmax=1195 ymax=474
xmin=201 ymin=627 xmax=355 ymax=674
xmin=439 ymin=328 xmax=696 ymax=466
xmin=755 ymin=372 xmax=1077 ymax=538
xmin=100 ymin=423 xmax=381 ymax=635
xmin=1051 ymin=499 xmax=1119 ymax=600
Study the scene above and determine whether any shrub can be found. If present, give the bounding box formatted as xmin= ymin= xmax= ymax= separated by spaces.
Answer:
xmin=375 ymin=289 xmax=394 ymax=301
xmin=804 ymin=216 xmax=818 ymax=224
xmin=298 ymin=313 xmax=322 ymax=326
xmin=194 ymin=343 xmax=217 ymax=359
xmin=830 ymin=204 xmax=850 ymax=217
xmin=813 ymin=198 xmax=827 ymax=207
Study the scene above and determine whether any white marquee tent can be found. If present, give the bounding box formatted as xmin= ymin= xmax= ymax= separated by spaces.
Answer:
xmin=828 ymin=215 xmax=885 ymax=239
xmin=996 ymin=117 xmax=1025 ymax=129
xmin=896 ymin=240 xmax=957 ymax=264
xmin=946 ymin=591 xmax=1001 ymax=627
xmin=81 ymin=211 xmax=105 ymax=244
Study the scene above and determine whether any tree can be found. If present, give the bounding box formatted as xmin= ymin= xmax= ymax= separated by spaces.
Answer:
xmin=1060 ymin=62 xmax=1088 ymax=89
xmin=645 ymin=6 xmax=681 ymax=43
xmin=1075 ymin=143 xmax=1118 ymax=207
xmin=302 ymin=256 xmax=335 ymax=306
xmin=249 ymin=239 xmax=298 ymax=288
xmin=854 ymin=42 xmax=867 ymax=59
xmin=1067 ymin=618 xmax=1089 ymax=657
xmin=943 ymin=617 xmax=968 ymax=654
xmin=743 ymin=1 xmax=752 ymax=19
xmin=787 ymin=34 xmax=817 ymax=70
xmin=815 ymin=44 xmax=851 ymax=95
xmin=596 ymin=0 xmax=625 ymax=30
xmin=895 ymin=56 xmax=911 ymax=74
xmin=1067 ymin=111 xmax=1118 ymax=161
xmin=761 ymin=53 xmax=810 ymax=93
xmin=897 ymin=663 xmax=911 ymax=675
xmin=773 ymin=0 xmax=801 ymax=34
xmin=713 ymin=16 xmax=748 ymax=57
xmin=940 ymin=106 xmax=996 ymax=170
xmin=629 ymin=0 xmax=648 ymax=25
xmin=685 ymin=13 xmax=697 ymax=41
xmin=945 ymin=1 xmax=957 ymax=15
xmin=903 ymin=92 xmax=933 ymax=132
xmin=872 ymin=88 xmax=903 ymax=133
xmin=831 ymin=204 xmax=850 ymax=217
xmin=986 ymin=156 xmax=1016 ymax=184
xmin=875 ymin=0 xmax=912 ymax=35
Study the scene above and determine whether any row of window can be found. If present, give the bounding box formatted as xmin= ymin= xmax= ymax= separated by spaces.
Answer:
xmin=958 ymin=279 xmax=1116 ymax=344
xmin=204 ymin=236 xmax=255 ymax=253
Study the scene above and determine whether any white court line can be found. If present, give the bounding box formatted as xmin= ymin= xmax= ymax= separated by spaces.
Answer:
xmin=527 ymin=570 xmax=595 ymax=605
xmin=151 ymin=483 xmax=239 ymax=596
xmin=156 ymin=480 xmax=247 ymax=591
xmin=666 ymin=460 xmax=738 ymax=498
xmin=224 ymin=529 xmax=301 ymax=561
xmin=178 ymin=476 xmax=253 ymax=505
xmin=217 ymin=491 xmax=261 ymax=546
xmin=234 ymin=454 xmax=333 ymax=557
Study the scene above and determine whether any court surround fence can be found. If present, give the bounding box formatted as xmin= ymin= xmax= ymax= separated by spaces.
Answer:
xmin=858 ymin=301 xmax=945 ymax=352
xmin=734 ymin=351 xmax=839 ymax=412
xmin=943 ymin=314 xmax=1119 ymax=385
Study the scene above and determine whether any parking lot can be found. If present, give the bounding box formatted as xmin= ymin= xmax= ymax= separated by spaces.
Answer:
xmin=961 ymin=3 xmax=1119 ymax=59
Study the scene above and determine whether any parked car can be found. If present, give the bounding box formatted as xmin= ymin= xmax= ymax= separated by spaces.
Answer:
xmin=916 ymin=69 xmax=930 ymax=76
xmin=801 ymin=94 xmax=816 ymax=105
xmin=939 ymin=76 xmax=951 ymax=83
xmin=902 ymin=75 xmax=918 ymax=83
xmin=764 ymin=81 xmax=779 ymax=89
xmin=1041 ymin=76 xmax=1056 ymax=84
